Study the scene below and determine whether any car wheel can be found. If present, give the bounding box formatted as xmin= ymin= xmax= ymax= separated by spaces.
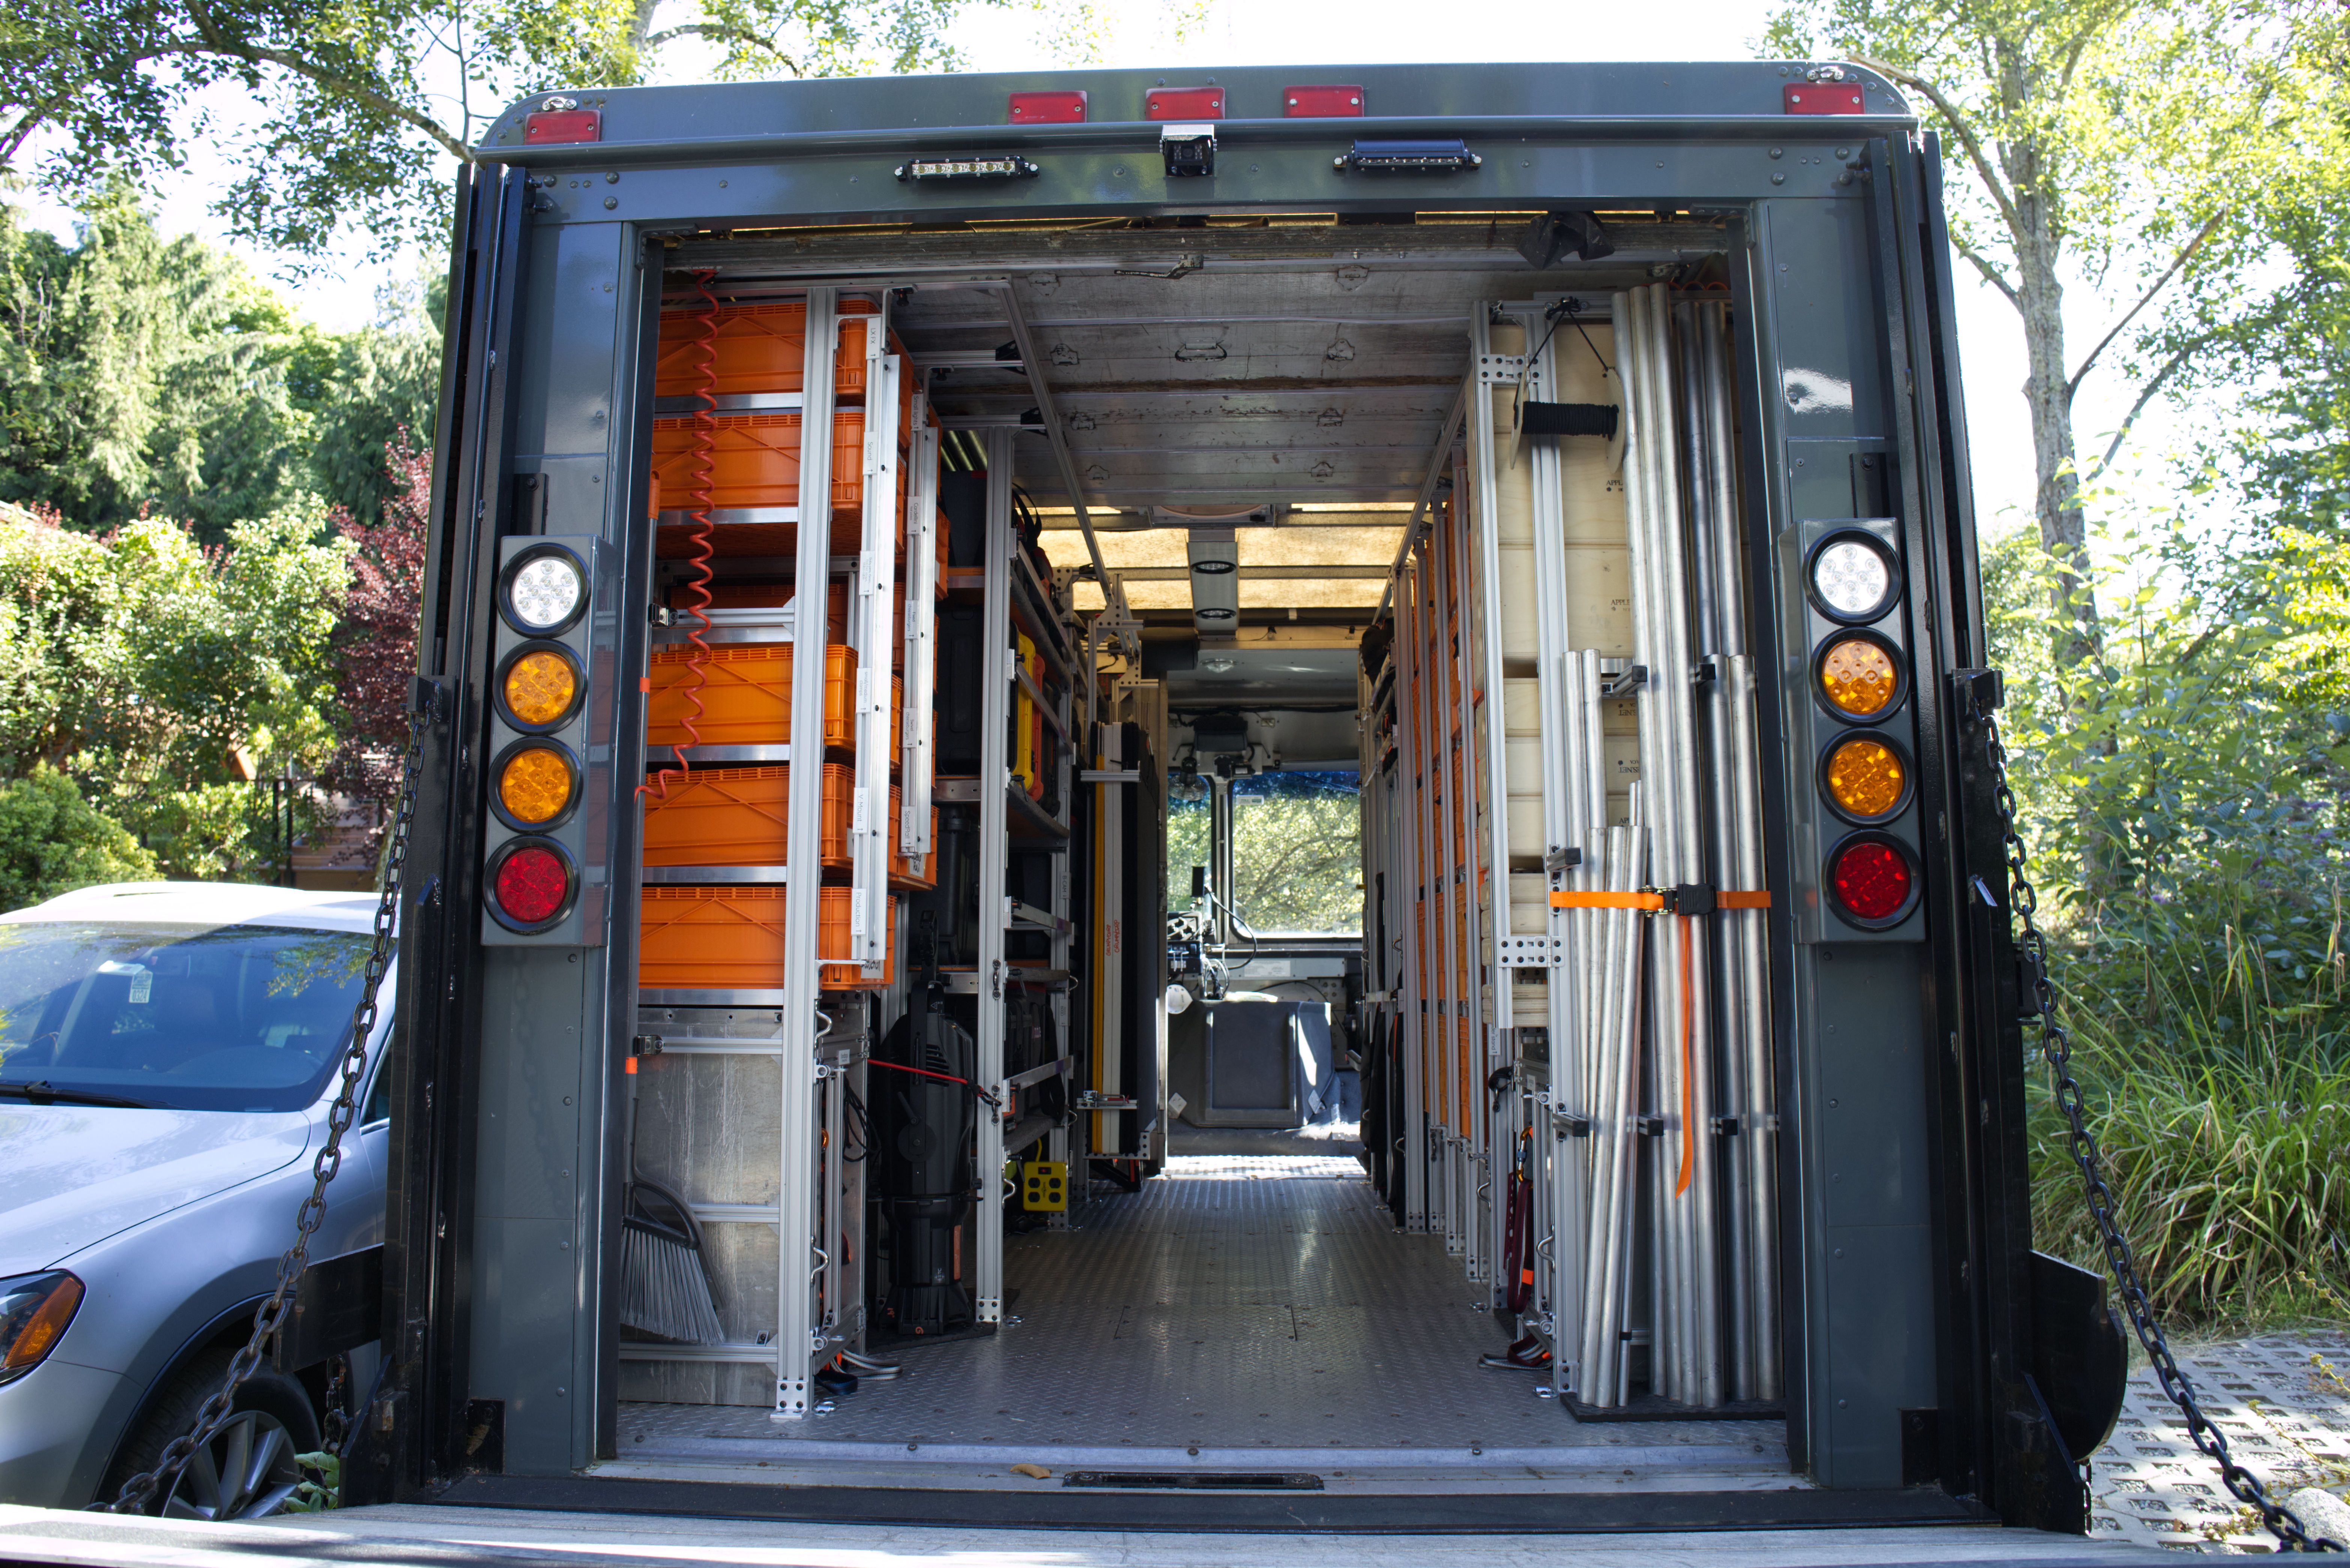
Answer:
xmin=103 ymin=1350 xmax=319 ymax=1518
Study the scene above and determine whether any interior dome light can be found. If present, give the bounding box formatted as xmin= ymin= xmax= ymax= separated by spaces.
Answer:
xmin=490 ymin=840 xmax=575 ymax=930
xmin=1815 ymin=632 xmax=1903 ymax=720
xmin=1827 ymin=834 xmax=1918 ymax=928
xmin=500 ymin=646 xmax=582 ymax=730
xmin=1808 ymin=533 xmax=1898 ymax=622
xmin=496 ymin=743 xmax=578 ymax=828
xmin=504 ymin=550 xmax=586 ymax=634
xmin=1823 ymin=735 xmax=1909 ymax=823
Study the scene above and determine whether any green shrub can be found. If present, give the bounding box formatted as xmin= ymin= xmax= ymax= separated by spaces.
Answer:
xmin=0 ymin=763 xmax=157 ymax=912
xmin=2031 ymin=962 xmax=2350 ymax=1329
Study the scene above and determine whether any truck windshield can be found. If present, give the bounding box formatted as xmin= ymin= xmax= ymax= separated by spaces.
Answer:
xmin=0 ymin=922 xmax=376 ymax=1113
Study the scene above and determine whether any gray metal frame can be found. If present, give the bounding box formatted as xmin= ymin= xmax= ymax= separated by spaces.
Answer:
xmin=388 ymin=57 xmax=2063 ymax=1518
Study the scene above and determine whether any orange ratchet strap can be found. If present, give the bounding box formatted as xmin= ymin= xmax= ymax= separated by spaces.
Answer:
xmin=1548 ymin=891 xmax=1665 ymax=911
xmin=1546 ymin=888 xmax=1773 ymax=912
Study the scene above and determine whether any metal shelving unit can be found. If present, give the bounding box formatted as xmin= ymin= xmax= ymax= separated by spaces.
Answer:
xmin=622 ymin=286 xmax=930 ymax=1421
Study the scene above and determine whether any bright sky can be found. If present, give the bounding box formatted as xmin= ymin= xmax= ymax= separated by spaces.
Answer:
xmin=20 ymin=0 xmax=2183 ymax=532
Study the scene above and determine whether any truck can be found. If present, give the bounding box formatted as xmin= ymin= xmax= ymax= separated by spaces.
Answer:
xmin=345 ymin=57 xmax=2150 ymax=1539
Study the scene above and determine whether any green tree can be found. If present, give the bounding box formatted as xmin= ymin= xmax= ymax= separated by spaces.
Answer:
xmin=0 ymin=763 xmax=158 ymax=912
xmin=0 ymin=499 xmax=351 ymax=878
xmin=0 ymin=193 xmax=442 ymax=537
xmin=2 ymin=0 xmax=1005 ymax=261
xmin=1763 ymin=0 xmax=2347 ymax=668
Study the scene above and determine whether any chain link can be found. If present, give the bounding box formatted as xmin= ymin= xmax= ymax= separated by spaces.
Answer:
xmin=98 ymin=705 xmax=425 ymax=1516
xmin=1980 ymin=702 xmax=2343 ymax=1554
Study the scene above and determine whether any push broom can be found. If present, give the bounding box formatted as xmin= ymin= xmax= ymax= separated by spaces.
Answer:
xmin=620 ymin=1054 xmax=726 ymax=1345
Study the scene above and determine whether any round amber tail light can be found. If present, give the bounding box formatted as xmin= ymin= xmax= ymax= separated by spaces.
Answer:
xmin=1814 ymin=631 xmax=1905 ymax=721
xmin=498 ymin=643 xmax=583 ymax=731
xmin=493 ymin=741 xmax=579 ymax=830
xmin=1821 ymin=734 xmax=1911 ymax=824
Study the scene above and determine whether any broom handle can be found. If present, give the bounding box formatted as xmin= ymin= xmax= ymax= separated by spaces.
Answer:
xmin=623 ymin=1055 xmax=640 ymax=1209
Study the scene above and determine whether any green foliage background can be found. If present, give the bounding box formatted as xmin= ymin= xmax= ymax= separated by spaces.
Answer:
xmin=0 ymin=194 xmax=422 ymax=906
xmin=1989 ymin=493 xmax=2350 ymax=1327
xmin=1166 ymin=772 xmax=1362 ymax=936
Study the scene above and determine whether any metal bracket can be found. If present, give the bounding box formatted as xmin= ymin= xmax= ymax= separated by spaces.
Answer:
xmin=1954 ymin=667 xmax=2006 ymax=725
xmin=1601 ymin=664 xmax=1648 ymax=698
xmin=1496 ymin=933 xmax=1561 ymax=968
xmin=1476 ymin=354 xmax=1528 ymax=386
xmin=410 ymin=676 xmax=451 ymax=726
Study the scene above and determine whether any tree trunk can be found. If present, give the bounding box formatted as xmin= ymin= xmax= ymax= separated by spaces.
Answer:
xmin=2000 ymin=96 xmax=2102 ymax=670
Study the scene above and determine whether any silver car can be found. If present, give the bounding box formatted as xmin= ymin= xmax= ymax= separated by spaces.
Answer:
xmin=0 ymin=882 xmax=393 ymax=1515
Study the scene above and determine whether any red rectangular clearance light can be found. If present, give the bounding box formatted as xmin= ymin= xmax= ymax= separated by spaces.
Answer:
xmin=1783 ymin=82 xmax=1865 ymax=114
xmin=1284 ymin=85 xmax=1363 ymax=117
xmin=524 ymin=108 xmax=603 ymax=144
xmin=1146 ymin=86 xmax=1225 ymax=120
xmin=1010 ymin=90 xmax=1087 ymax=124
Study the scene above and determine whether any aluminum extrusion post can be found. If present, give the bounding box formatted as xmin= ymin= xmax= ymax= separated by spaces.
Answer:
xmin=1445 ymin=449 xmax=1492 ymax=1286
xmin=974 ymin=429 xmax=1014 ymax=1323
xmin=853 ymin=300 xmax=902 ymax=968
xmin=773 ymin=286 xmax=839 ymax=1422
xmin=1423 ymin=531 xmax=1462 ymax=1256
xmin=902 ymin=386 xmax=939 ymax=865
xmin=1394 ymin=561 xmax=1429 ymax=1232
xmin=1046 ymin=659 xmax=1073 ymax=1223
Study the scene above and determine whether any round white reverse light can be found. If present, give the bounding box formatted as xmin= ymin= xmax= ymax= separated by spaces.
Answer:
xmin=1812 ymin=538 xmax=1892 ymax=620
xmin=508 ymin=554 xmax=584 ymax=631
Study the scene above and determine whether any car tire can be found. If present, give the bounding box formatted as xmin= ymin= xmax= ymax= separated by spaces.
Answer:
xmin=101 ymin=1349 xmax=320 ymax=1518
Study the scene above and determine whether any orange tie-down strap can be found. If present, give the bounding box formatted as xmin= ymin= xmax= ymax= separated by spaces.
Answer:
xmin=1547 ymin=889 xmax=1772 ymax=912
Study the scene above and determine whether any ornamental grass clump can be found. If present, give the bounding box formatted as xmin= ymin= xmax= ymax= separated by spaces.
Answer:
xmin=2031 ymin=937 xmax=2350 ymax=1329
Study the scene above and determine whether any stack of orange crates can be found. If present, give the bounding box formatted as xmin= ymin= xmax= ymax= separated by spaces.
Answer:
xmin=639 ymin=293 xmax=941 ymax=993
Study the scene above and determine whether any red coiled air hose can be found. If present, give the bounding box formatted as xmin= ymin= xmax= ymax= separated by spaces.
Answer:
xmin=640 ymin=270 xmax=721 ymax=803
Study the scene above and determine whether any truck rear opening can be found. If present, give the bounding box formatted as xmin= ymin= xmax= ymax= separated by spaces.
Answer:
xmin=382 ymin=63 xmax=2123 ymax=1534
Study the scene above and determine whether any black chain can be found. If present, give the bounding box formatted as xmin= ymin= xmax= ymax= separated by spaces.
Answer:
xmin=1979 ymin=699 xmax=2343 ymax=1553
xmin=98 ymin=703 xmax=425 ymax=1516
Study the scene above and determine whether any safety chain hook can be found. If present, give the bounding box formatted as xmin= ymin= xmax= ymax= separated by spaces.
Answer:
xmin=1973 ymin=680 xmax=2342 ymax=1553
xmin=97 ymin=691 xmax=430 ymax=1515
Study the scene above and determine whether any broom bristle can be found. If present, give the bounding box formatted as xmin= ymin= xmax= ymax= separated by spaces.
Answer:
xmin=622 ymin=1225 xmax=726 ymax=1344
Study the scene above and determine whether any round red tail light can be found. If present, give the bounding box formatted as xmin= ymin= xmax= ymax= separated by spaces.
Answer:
xmin=1826 ymin=832 xmax=1919 ymax=929
xmin=488 ymin=838 xmax=576 ymax=931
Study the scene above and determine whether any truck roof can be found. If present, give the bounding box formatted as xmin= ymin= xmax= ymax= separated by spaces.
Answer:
xmin=478 ymin=61 xmax=1914 ymax=165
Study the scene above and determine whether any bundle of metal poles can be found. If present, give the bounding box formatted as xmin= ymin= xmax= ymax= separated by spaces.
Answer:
xmin=1564 ymin=284 xmax=1779 ymax=1411
xmin=1675 ymin=297 xmax=1781 ymax=1404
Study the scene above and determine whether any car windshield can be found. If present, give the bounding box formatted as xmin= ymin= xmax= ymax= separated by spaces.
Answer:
xmin=0 ymin=922 xmax=374 ymax=1113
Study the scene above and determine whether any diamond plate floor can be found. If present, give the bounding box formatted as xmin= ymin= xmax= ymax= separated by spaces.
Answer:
xmin=2084 ymin=1331 xmax=2350 ymax=1553
xmin=616 ymin=1155 xmax=1792 ymax=1482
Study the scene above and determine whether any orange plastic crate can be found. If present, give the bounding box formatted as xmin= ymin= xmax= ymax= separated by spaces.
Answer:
xmin=655 ymin=299 xmax=873 ymax=397
xmin=646 ymin=643 xmax=855 ymax=749
xmin=639 ymin=763 xmax=857 ymax=870
xmin=655 ymin=302 xmax=915 ymax=433
xmin=890 ymin=801 xmax=940 ymax=891
xmin=652 ymin=411 xmax=880 ymax=524
xmin=638 ymin=885 xmax=897 ymax=992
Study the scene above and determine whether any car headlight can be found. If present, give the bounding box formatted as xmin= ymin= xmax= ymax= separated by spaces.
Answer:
xmin=0 ymin=1271 xmax=84 ymax=1386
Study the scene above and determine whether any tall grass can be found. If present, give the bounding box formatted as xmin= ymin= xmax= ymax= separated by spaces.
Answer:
xmin=2030 ymin=922 xmax=2350 ymax=1329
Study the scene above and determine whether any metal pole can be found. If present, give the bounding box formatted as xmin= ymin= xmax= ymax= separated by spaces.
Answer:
xmin=852 ymin=301 xmax=901 ymax=969
xmin=772 ymin=285 xmax=838 ymax=1422
xmin=1393 ymin=561 xmax=1429 ymax=1231
xmin=1375 ymin=381 xmax=1471 ymax=622
xmin=902 ymin=383 xmax=940 ymax=865
xmin=986 ymin=282 xmax=1106 ymax=586
xmin=973 ymin=428 xmax=1014 ymax=1323
xmin=1650 ymin=287 xmax=1725 ymax=1409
